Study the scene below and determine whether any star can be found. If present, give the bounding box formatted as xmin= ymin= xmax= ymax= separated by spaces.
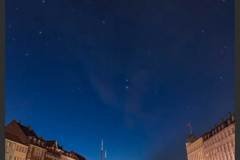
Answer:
xmin=42 ymin=0 xmax=46 ymax=4
xmin=24 ymin=53 xmax=31 ymax=57
xmin=201 ymin=29 xmax=205 ymax=33
xmin=101 ymin=20 xmax=106 ymax=25
xmin=125 ymin=86 xmax=129 ymax=89
xmin=39 ymin=31 xmax=43 ymax=35
xmin=125 ymin=79 xmax=129 ymax=82
xmin=219 ymin=75 xmax=224 ymax=80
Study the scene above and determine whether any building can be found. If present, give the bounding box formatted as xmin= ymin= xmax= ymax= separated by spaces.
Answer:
xmin=5 ymin=131 xmax=29 ymax=160
xmin=5 ymin=120 xmax=86 ymax=160
xmin=186 ymin=113 xmax=235 ymax=160
xmin=186 ymin=136 xmax=204 ymax=160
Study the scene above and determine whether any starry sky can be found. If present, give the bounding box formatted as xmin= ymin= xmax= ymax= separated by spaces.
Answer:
xmin=5 ymin=0 xmax=234 ymax=160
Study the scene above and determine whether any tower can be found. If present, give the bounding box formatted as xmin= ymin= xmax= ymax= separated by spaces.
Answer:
xmin=100 ymin=139 xmax=104 ymax=160
xmin=100 ymin=139 xmax=107 ymax=160
xmin=104 ymin=150 xmax=107 ymax=160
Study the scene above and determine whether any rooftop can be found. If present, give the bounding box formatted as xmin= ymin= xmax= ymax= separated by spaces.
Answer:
xmin=5 ymin=120 xmax=86 ymax=160
xmin=186 ymin=112 xmax=235 ymax=143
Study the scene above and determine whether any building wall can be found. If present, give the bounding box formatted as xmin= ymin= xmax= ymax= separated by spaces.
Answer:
xmin=26 ymin=145 xmax=47 ymax=160
xmin=203 ymin=123 xmax=235 ymax=160
xmin=45 ymin=152 xmax=61 ymax=160
xmin=5 ymin=139 xmax=28 ymax=160
xmin=4 ymin=120 xmax=86 ymax=160
xmin=186 ymin=122 xmax=235 ymax=160
xmin=186 ymin=138 xmax=204 ymax=160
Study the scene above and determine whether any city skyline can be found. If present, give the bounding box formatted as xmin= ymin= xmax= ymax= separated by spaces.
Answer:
xmin=6 ymin=0 xmax=234 ymax=160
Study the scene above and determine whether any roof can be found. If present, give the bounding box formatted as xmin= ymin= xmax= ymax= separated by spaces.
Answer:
xmin=5 ymin=131 xmax=27 ymax=145
xmin=16 ymin=121 xmax=38 ymax=138
xmin=46 ymin=149 xmax=62 ymax=157
xmin=202 ymin=114 xmax=235 ymax=141
xmin=6 ymin=120 xmax=87 ymax=160
xmin=45 ymin=140 xmax=57 ymax=147
xmin=186 ymin=134 xmax=198 ymax=143
xmin=186 ymin=112 xmax=235 ymax=143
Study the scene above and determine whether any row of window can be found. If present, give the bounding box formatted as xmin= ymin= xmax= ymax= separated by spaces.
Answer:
xmin=16 ymin=145 xmax=28 ymax=153
xmin=6 ymin=155 xmax=25 ymax=160
xmin=204 ymin=142 xmax=234 ymax=160
xmin=29 ymin=137 xmax=45 ymax=146
xmin=33 ymin=148 xmax=45 ymax=157
xmin=6 ymin=141 xmax=28 ymax=153
xmin=189 ymin=152 xmax=203 ymax=160
xmin=204 ymin=127 xmax=234 ymax=146
xmin=188 ymin=141 xmax=235 ymax=160
xmin=188 ymin=142 xmax=203 ymax=153
xmin=206 ymin=151 xmax=234 ymax=160
xmin=33 ymin=156 xmax=42 ymax=160
xmin=14 ymin=156 xmax=25 ymax=160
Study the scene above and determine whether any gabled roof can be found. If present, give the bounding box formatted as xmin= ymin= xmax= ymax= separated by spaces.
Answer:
xmin=5 ymin=131 xmax=27 ymax=145
xmin=5 ymin=120 xmax=87 ymax=160
xmin=16 ymin=121 xmax=38 ymax=138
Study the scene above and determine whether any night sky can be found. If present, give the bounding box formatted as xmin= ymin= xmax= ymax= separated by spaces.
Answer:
xmin=5 ymin=0 xmax=234 ymax=160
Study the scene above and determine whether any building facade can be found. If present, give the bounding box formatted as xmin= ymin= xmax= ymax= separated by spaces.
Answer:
xmin=186 ymin=137 xmax=204 ymax=160
xmin=5 ymin=138 xmax=29 ymax=160
xmin=186 ymin=113 xmax=235 ymax=160
xmin=5 ymin=120 xmax=86 ymax=160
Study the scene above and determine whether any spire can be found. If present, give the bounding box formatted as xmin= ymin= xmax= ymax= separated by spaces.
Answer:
xmin=100 ymin=139 xmax=104 ymax=160
xmin=101 ymin=139 xmax=104 ymax=151
xmin=104 ymin=150 xmax=107 ymax=160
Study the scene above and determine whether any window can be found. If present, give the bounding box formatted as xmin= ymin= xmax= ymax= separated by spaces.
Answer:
xmin=232 ymin=128 xmax=235 ymax=134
